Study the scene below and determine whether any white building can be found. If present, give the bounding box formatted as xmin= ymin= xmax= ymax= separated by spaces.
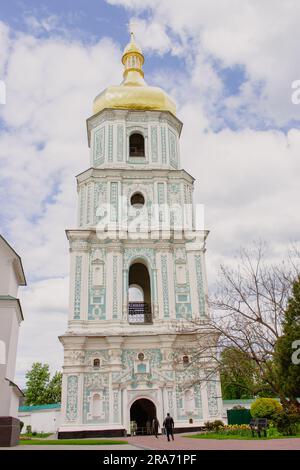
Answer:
xmin=0 ymin=235 xmax=26 ymax=446
xmin=58 ymin=33 xmax=223 ymax=438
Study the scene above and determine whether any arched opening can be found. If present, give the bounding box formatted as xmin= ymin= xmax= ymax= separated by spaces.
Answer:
xmin=183 ymin=355 xmax=189 ymax=366
xmin=128 ymin=262 xmax=152 ymax=324
xmin=129 ymin=133 xmax=145 ymax=157
xmin=130 ymin=192 xmax=145 ymax=208
xmin=93 ymin=358 xmax=100 ymax=368
xmin=130 ymin=399 xmax=156 ymax=435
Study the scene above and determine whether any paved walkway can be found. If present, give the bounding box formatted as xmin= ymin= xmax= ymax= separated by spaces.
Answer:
xmin=2 ymin=434 xmax=300 ymax=450
xmin=127 ymin=434 xmax=300 ymax=450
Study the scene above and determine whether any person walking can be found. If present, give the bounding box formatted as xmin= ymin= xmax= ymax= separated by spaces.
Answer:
xmin=146 ymin=420 xmax=152 ymax=435
xmin=163 ymin=413 xmax=174 ymax=442
xmin=152 ymin=416 xmax=160 ymax=438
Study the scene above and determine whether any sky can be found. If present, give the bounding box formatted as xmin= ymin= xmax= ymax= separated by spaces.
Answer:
xmin=0 ymin=0 xmax=300 ymax=387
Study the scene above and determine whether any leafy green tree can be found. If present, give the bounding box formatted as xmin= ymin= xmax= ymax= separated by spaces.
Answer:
xmin=220 ymin=347 xmax=275 ymax=399
xmin=44 ymin=371 xmax=62 ymax=404
xmin=274 ymin=276 xmax=300 ymax=409
xmin=25 ymin=362 xmax=62 ymax=405
xmin=220 ymin=348 xmax=257 ymax=399
xmin=25 ymin=363 xmax=50 ymax=405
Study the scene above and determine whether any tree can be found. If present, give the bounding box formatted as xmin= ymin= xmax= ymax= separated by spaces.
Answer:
xmin=220 ymin=347 xmax=271 ymax=399
xmin=44 ymin=371 xmax=62 ymax=404
xmin=180 ymin=243 xmax=300 ymax=409
xmin=25 ymin=362 xmax=62 ymax=405
xmin=274 ymin=276 xmax=300 ymax=406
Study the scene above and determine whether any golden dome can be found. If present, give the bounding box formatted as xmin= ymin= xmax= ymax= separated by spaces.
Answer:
xmin=93 ymin=32 xmax=176 ymax=116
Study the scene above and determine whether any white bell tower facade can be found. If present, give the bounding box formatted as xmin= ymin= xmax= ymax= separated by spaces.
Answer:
xmin=58 ymin=33 xmax=222 ymax=438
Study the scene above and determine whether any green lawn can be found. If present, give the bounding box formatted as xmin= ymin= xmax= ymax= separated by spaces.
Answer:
xmin=19 ymin=439 xmax=128 ymax=445
xmin=185 ymin=433 xmax=300 ymax=440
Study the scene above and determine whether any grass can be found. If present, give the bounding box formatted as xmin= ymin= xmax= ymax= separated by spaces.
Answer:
xmin=185 ymin=432 xmax=300 ymax=440
xmin=19 ymin=439 xmax=128 ymax=445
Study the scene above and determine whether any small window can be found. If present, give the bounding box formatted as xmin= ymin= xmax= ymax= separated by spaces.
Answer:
xmin=93 ymin=358 xmax=100 ymax=368
xmin=183 ymin=355 xmax=189 ymax=366
xmin=138 ymin=352 xmax=145 ymax=361
xmin=130 ymin=133 xmax=145 ymax=157
xmin=130 ymin=192 xmax=145 ymax=208
xmin=189 ymin=418 xmax=193 ymax=424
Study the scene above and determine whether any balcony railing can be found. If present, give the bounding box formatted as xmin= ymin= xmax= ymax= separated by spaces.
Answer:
xmin=128 ymin=302 xmax=152 ymax=324
xmin=129 ymin=147 xmax=145 ymax=157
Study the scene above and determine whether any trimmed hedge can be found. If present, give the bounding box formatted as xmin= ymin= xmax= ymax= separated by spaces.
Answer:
xmin=250 ymin=398 xmax=283 ymax=419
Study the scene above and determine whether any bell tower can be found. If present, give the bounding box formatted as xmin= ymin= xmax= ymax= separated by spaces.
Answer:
xmin=58 ymin=32 xmax=223 ymax=438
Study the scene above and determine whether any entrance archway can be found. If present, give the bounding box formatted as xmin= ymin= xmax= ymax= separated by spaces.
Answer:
xmin=130 ymin=398 xmax=156 ymax=434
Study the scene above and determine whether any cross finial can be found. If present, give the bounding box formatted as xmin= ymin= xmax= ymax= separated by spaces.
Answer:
xmin=129 ymin=19 xmax=137 ymax=42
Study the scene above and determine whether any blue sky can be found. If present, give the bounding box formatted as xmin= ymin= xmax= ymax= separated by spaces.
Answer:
xmin=1 ymin=0 xmax=300 ymax=384
xmin=0 ymin=0 xmax=185 ymax=84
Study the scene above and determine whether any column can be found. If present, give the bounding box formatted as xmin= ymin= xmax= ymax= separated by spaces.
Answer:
xmin=122 ymin=388 xmax=129 ymax=432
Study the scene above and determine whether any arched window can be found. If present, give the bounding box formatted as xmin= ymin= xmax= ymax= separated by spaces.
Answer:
xmin=138 ymin=352 xmax=145 ymax=361
xmin=183 ymin=355 xmax=189 ymax=366
xmin=130 ymin=192 xmax=145 ymax=208
xmin=93 ymin=358 xmax=100 ymax=368
xmin=129 ymin=133 xmax=145 ymax=157
xmin=128 ymin=262 xmax=152 ymax=324
xmin=0 ymin=340 xmax=5 ymax=365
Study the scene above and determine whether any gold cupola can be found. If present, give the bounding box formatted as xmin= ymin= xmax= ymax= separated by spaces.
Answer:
xmin=92 ymin=32 xmax=176 ymax=116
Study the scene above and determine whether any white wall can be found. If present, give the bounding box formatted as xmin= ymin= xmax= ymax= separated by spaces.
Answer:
xmin=19 ymin=408 xmax=61 ymax=434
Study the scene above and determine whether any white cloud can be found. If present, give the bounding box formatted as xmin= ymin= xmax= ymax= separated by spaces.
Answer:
xmin=16 ymin=277 xmax=69 ymax=387
xmin=109 ymin=0 xmax=300 ymax=126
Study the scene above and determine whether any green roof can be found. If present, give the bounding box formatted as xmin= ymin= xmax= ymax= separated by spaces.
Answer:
xmin=0 ymin=295 xmax=18 ymax=300
xmin=223 ymin=399 xmax=256 ymax=404
xmin=19 ymin=403 xmax=61 ymax=412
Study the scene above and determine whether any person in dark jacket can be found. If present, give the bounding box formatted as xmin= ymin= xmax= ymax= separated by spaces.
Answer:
xmin=152 ymin=417 xmax=160 ymax=438
xmin=163 ymin=413 xmax=174 ymax=441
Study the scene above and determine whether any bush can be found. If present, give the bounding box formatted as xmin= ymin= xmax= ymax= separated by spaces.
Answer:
xmin=204 ymin=421 xmax=214 ymax=431
xmin=204 ymin=420 xmax=224 ymax=432
xmin=273 ymin=411 xmax=300 ymax=436
xmin=232 ymin=405 xmax=246 ymax=410
xmin=250 ymin=398 xmax=283 ymax=419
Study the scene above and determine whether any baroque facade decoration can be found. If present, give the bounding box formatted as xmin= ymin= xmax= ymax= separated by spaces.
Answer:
xmin=58 ymin=32 xmax=222 ymax=438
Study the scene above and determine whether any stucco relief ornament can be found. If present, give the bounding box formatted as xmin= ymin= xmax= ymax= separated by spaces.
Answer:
xmin=175 ymin=248 xmax=186 ymax=262
xmin=69 ymin=350 xmax=85 ymax=365
xmin=84 ymin=373 xmax=109 ymax=389
xmin=91 ymin=248 xmax=104 ymax=261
